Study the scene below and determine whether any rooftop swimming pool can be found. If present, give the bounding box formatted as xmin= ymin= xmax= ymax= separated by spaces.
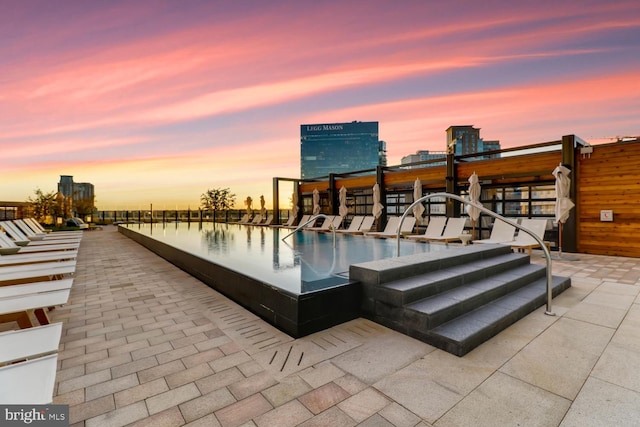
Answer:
xmin=119 ymin=222 xmax=447 ymax=336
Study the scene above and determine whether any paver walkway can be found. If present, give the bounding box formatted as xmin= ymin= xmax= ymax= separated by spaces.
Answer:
xmin=47 ymin=226 xmax=640 ymax=426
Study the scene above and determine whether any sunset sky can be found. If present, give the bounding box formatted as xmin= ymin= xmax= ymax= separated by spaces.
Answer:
xmin=1 ymin=0 xmax=639 ymax=210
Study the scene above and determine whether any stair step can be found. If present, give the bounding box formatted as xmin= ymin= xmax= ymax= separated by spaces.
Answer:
xmin=351 ymin=243 xmax=513 ymax=285
xmin=424 ymin=275 xmax=571 ymax=356
xmin=404 ymin=263 xmax=546 ymax=329
xmin=376 ymin=252 xmax=531 ymax=306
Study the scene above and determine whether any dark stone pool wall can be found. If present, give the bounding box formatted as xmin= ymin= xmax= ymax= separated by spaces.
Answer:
xmin=119 ymin=225 xmax=361 ymax=337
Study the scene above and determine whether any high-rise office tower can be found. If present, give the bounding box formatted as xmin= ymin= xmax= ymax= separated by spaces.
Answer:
xmin=300 ymin=121 xmax=386 ymax=179
xmin=446 ymin=125 xmax=500 ymax=158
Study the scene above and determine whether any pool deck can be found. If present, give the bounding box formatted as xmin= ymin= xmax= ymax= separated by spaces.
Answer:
xmin=47 ymin=226 xmax=640 ymax=426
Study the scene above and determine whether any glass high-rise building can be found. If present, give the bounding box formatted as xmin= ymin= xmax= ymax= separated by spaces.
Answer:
xmin=300 ymin=121 xmax=386 ymax=179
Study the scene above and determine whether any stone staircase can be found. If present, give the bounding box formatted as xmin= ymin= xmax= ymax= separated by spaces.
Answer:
xmin=350 ymin=244 xmax=571 ymax=356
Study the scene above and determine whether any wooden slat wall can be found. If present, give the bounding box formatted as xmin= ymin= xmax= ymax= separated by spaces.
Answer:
xmin=457 ymin=151 xmax=559 ymax=184
xmin=577 ymin=142 xmax=640 ymax=257
xmin=383 ymin=166 xmax=447 ymax=188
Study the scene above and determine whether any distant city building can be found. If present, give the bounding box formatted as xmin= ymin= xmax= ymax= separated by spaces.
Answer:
xmin=300 ymin=121 xmax=386 ymax=179
xmin=58 ymin=175 xmax=94 ymax=200
xmin=446 ymin=125 xmax=501 ymax=158
xmin=401 ymin=150 xmax=446 ymax=168
xmin=58 ymin=175 xmax=95 ymax=217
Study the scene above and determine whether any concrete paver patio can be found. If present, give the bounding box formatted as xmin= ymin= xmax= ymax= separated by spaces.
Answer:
xmin=39 ymin=226 xmax=640 ymax=426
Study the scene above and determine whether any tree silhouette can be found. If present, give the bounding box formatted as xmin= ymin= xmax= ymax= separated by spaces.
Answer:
xmin=200 ymin=187 xmax=236 ymax=222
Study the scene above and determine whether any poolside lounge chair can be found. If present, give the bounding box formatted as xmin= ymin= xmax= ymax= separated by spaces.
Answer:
xmin=473 ymin=218 xmax=517 ymax=244
xmin=511 ymin=218 xmax=549 ymax=256
xmin=364 ymin=216 xmax=416 ymax=238
xmin=341 ymin=216 xmax=376 ymax=235
xmin=306 ymin=215 xmax=335 ymax=231
xmin=14 ymin=219 xmax=82 ymax=241
xmin=0 ymin=236 xmax=79 ymax=255
xmin=24 ymin=218 xmax=52 ymax=233
xmin=317 ymin=215 xmax=342 ymax=232
xmin=0 ymin=260 xmax=76 ymax=286
xmin=281 ymin=214 xmax=311 ymax=229
xmin=0 ymin=250 xmax=78 ymax=266
xmin=250 ymin=214 xmax=263 ymax=224
xmin=405 ymin=216 xmax=447 ymax=241
xmin=236 ymin=214 xmax=251 ymax=224
xmin=24 ymin=218 xmax=83 ymax=237
xmin=364 ymin=216 xmax=398 ymax=237
xmin=1 ymin=221 xmax=81 ymax=247
xmin=271 ymin=215 xmax=296 ymax=228
xmin=0 ymin=230 xmax=79 ymax=253
xmin=336 ymin=216 xmax=364 ymax=234
xmin=257 ymin=214 xmax=274 ymax=226
xmin=0 ymin=323 xmax=63 ymax=404
xmin=418 ymin=217 xmax=467 ymax=243
xmin=0 ymin=279 xmax=73 ymax=327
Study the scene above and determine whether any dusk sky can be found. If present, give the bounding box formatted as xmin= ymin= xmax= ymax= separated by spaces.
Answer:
xmin=2 ymin=0 xmax=639 ymax=210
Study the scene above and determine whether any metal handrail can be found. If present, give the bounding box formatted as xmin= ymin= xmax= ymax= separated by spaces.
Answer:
xmin=397 ymin=193 xmax=555 ymax=316
xmin=281 ymin=214 xmax=337 ymax=248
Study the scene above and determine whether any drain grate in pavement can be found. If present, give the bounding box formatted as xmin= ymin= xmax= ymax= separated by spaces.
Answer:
xmin=253 ymin=321 xmax=377 ymax=379
xmin=181 ymin=286 xmax=293 ymax=354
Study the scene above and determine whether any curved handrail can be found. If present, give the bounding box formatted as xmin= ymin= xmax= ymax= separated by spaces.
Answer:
xmin=397 ymin=193 xmax=555 ymax=316
xmin=281 ymin=214 xmax=336 ymax=248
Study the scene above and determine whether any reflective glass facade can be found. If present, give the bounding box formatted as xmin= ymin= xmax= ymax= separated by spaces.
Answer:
xmin=300 ymin=121 xmax=385 ymax=179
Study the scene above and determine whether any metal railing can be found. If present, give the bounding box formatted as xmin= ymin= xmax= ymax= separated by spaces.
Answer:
xmin=281 ymin=214 xmax=337 ymax=248
xmin=397 ymin=193 xmax=555 ymax=316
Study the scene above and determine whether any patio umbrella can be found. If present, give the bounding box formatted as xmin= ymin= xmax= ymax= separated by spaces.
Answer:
xmin=553 ymin=163 xmax=575 ymax=258
xmin=412 ymin=178 xmax=425 ymax=226
xmin=338 ymin=186 xmax=348 ymax=223
xmin=466 ymin=172 xmax=481 ymax=239
xmin=245 ymin=196 xmax=252 ymax=216
xmin=291 ymin=191 xmax=299 ymax=218
xmin=372 ymin=183 xmax=384 ymax=219
xmin=259 ymin=195 xmax=267 ymax=217
xmin=312 ymin=188 xmax=321 ymax=215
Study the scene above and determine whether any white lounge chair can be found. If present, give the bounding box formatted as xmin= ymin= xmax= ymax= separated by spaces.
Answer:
xmin=14 ymin=219 xmax=82 ymax=241
xmin=0 ymin=250 xmax=78 ymax=266
xmin=364 ymin=216 xmax=399 ymax=237
xmin=364 ymin=216 xmax=416 ymax=238
xmin=306 ymin=215 xmax=335 ymax=231
xmin=24 ymin=218 xmax=82 ymax=237
xmin=251 ymin=214 xmax=263 ymax=224
xmin=343 ymin=216 xmax=376 ymax=234
xmin=473 ymin=218 xmax=516 ymax=244
xmin=0 ymin=322 xmax=62 ymax=363
xmin=271 ymin=215 xmax=296 ymax=228
xmin=419 ymin=217 xmax=467 ymax=243
xmin=281 ymin=214 xmax=311 ymax=229
xmin=405 ymin=216 xmax=447 ymax=241
xmin=317 ymin=215 xmax=343 ymax=232
xmin=0 ymin=260 xmax=76 ymax=285
xmin=0 ymin=323 xmax=63 ymax=404
xmin=1 ymin=222 xmax=81 ymax=247
xmin=0 ymin=279 xmax=73 ymax=327
xmin=336 ymin=216 xmax=364 ymax=234
xmin=0 ymin=231 xmax=79 ymax=254
xmin=236 ymin=214 xmax=251 ymax=224
xmin=256 ymin=214 xmax=274 ymax=226
xmin=0 ymin=354 xmax=59 ymax=403
xmin=511 ymin=218 xmax=549 ymax=255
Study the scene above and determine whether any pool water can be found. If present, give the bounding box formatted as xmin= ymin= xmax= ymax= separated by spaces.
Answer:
xmin=123 ymin=222 xmax=445 ymax=295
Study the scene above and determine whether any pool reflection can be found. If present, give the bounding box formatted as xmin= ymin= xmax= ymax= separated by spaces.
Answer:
xmin=125 ymin=222 xmax=443 ymax=295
